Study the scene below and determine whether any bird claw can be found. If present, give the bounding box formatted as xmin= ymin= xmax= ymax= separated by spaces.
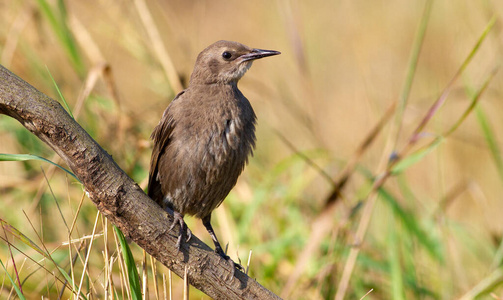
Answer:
xmin=185 ymin=228 xmax=192 ymax=242
xmin=169 ymin=211 xmax=190 ymax=252
xmin=215 ymin=249 xmax=243 ymax=280
xmin=175 ymin=233 xmax=182 ymax=252
xmin=168 ymin=220 xmax=177 ymax=233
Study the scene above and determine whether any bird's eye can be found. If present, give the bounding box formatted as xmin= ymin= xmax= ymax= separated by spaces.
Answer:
xmin=222 ymin=51 xmax=232 ymax=60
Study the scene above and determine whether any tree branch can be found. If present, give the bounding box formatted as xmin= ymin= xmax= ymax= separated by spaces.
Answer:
xmin=0 ymin=65 xmax=280 ymax=300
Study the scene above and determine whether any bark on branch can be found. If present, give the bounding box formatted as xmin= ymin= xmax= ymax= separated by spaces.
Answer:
xmin=0 ymin=65 xmax=280 ymax=300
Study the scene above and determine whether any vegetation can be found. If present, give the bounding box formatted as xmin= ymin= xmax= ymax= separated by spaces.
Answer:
xmin=1 ymin=0 xmax=502 ymax=299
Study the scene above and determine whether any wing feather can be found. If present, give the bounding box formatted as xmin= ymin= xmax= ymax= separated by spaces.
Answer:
xmin=147 ymin=90 xmax=185 ymax=203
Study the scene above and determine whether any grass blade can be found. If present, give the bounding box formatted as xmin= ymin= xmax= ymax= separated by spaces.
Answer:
xmin=356 ymin=168 xmax=443 ymax=260
xmin=404 ymin=15 xmax=496 ymax=152
xmin=0 ymin=153 xmax=79 ymax=182
xmin=1 ymin=218 xmax=88 ymax=299
xmin=388 ymin=214 xmax=404 ymax=300
xmin=46 ymin=66 xmax=74 ymax=119
xmin=0 ymin=259 xmax=26 ymax=300
xmin=475 ymin=106 xmax=503 ymax=268
xmin=114 ymin=225 xmax=142 ymax=300
xmin=476 ymin=107 xmax=503 ymax=183
xmin=391 ymin=65 xmax=498 ymax=175
xmin=393 ymin=0 xmax=433 ymax=148
xmin=447 ymin=66 xmax=499 ymax=137
xmin=378 ymin=186 xmax=443 ymax=261
xmin=391 ymin=137 xmax=443 ymax=175
xmin=0 ymin=218 xmax=45 ymax=256
xmin=35 ymin=0 xmax=84 ymax=75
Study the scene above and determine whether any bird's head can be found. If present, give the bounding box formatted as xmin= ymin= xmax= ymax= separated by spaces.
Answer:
xmin=189 ymin=40 xmax=280 ymax=85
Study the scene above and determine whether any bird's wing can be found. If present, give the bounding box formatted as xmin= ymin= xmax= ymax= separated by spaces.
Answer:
xmin=147 ymin=90 xmax=185 ymax=202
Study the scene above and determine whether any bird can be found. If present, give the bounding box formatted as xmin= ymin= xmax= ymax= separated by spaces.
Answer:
xmin=147 ymin=40 xmax=280 ymax=274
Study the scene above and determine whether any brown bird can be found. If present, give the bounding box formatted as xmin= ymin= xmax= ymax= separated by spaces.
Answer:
xmin=148 ymin=40 xmax=280 ymax=272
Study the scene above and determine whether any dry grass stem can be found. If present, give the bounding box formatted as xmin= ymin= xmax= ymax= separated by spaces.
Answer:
xmin=133 ymin=0 xmax=183 ymax=93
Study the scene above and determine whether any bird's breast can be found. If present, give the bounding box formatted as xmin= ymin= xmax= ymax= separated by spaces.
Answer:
xmin=204 ymin=103 xmax=255 ymax=163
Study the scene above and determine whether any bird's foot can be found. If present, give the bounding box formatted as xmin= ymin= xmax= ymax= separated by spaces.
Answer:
xmin=169 ymin=211 xmax=192 ymax=252
xmin=214 ymin=245 xmax=243 ymax=280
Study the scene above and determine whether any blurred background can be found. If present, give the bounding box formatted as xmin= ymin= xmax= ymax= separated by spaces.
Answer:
xmin=1 ymin=0 xmax=503 ymax=299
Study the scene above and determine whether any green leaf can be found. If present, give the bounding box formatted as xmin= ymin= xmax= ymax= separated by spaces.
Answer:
xmin=36 ymin=0 xmax=84 ymax=75
xmin=394 ymin=0 xmax=433 ymax=138
xmin=391 ymin=137 xmax=443 ymax=175
xmin=46 ymin=66 xmax=74 ymax=119
xmin=476 ymin=107 xmax=503 ymax=183
xmin=379 ymin=187 xmax=443 ymax=261
xmin=388 ymin=214 xmax=405 ymax=300
xmin=0 ymin=153 xmax=79 ymax=182
xmin=114 ymin=225 xmax=142 ymax=300
xmin=0 ymin=258 xmax=26 ymax=300
xmin=0 ymin=218 xmax=45 ymax=256
xmin=56 ymin=265 xmax=87 ymax=299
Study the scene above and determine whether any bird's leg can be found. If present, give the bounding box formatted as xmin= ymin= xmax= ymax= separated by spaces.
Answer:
xmin=202 ymin=215 xmax=243 ymax=279
xmin=169 ymin=211 xmax=192 ymax=251
xmin=202 ymin=215 xmax=225 ymax=257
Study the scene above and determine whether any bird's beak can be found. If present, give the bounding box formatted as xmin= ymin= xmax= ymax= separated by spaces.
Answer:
xmin=241 ymin=49 xmax=281 ymax=62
